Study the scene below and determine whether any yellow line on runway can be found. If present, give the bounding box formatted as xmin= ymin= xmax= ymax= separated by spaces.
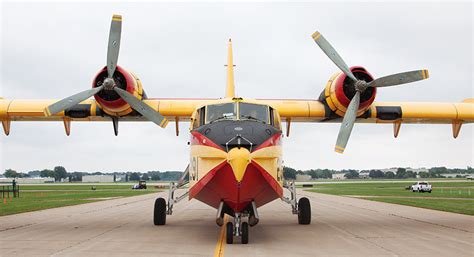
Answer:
xmin=213 ymin=215 xmax=229 ymax=257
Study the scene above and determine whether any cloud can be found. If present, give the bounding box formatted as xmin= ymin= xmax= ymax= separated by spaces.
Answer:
xmin=1 ymin=2 xmax=472 ymax=173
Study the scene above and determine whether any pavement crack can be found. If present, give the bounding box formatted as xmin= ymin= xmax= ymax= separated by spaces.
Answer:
xmin=0 ymin=223 xmax=35 ymax=232
xmin=388 ymin=213 xmax=472 ymax=234
xmin=50 ymin=222 xmax=130 ymax=256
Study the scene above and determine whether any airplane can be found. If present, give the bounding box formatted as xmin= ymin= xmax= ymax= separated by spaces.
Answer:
xmin=1 ymin=14 xmax=473 ymax=244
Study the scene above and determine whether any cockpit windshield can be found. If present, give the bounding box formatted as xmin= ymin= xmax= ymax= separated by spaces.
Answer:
xmin=203 ymin=102 xmax=276 ymax=126
xmin=206 ymin=103 xmax=237 ymax=123
xmin=239 ymin=103 xmax=269 ymax=123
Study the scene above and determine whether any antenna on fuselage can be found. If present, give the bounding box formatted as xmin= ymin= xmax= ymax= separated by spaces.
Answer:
xmin=225 ymin=39 xmax=236 ymax=98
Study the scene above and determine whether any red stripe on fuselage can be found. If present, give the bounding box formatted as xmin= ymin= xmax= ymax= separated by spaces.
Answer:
xmin=190 ymin=131 xmax=223 ymax=150
xmin=253 ymin=132 xmax=282 ymax=152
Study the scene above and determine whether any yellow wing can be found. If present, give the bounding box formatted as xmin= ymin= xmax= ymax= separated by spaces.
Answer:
xmin=0 ymin=97 xmax=213 ymax=136
xmin=256 ymin=98 xmax=474 ymax=138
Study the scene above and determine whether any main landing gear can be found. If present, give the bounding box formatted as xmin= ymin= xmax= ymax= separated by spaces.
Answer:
xmin=217 ymin=201 xmax=257 ymax=244
xmin=282 ymin=181 xmax=311 ymax=225
xmin=154 ymin=166 xmax=190 ymax=226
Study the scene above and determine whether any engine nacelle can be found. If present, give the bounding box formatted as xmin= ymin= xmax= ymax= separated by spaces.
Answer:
xmin=320 ymin=66 xmax=376 ymax=117
xmin=92 ymin=65 xmax=145 ymax=116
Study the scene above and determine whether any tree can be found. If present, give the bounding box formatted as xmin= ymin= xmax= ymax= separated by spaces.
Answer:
xmin=53 ymin=166 xmax=68 ymax=182
xmin=40 ymin=169 xmax=55 ymax=178
xmin=151 ymin=174 xmax=161 ymax=181
xmin=4 ymin=169 xmax=19 ymax=178
xmin=418 ymin=171 xmax=429 ymax=178
xmin=283 ymin=167 xmax=297 ymax=180
xmin=130 ymin=172 xmax=141 ymax=181
xmin=405 ymin=170 xmax=416 ymax=178
xmin=369 ymin=170 xmax=384 ymax=178
xmin=142 ymin=173 xmax=150 ymax=180
xmin=344 ymin=170 xmax=359 ymax=179
xmin=396 ymin=168 xmax=406 ymax=178
xmin=385 ymin=171 xmax=395 ymax=179
xmin=69 ymin=172 xmax=83 ymax=182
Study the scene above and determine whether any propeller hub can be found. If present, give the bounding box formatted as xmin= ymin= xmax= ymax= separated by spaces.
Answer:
xmin=103 ymin=77 xmax=116 ymax=90
xmin=354 ymin=80 xmax=368 ymax=92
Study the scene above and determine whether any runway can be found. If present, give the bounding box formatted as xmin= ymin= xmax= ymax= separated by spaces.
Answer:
xmin=0 ymin=190 xmax=473 ymax=257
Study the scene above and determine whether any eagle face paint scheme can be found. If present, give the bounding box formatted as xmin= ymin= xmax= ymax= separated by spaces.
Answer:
xmin=1 ymin=14 xmax=473 ymax=244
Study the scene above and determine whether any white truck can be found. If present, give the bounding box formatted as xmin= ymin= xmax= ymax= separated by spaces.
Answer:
xmin=411 ymin=181 xmax=432 ymax=193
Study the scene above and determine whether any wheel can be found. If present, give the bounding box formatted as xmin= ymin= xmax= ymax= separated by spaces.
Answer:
xmin=298 ymin=197 xmax=311 ymax=225
xmin=154 ymin=198 xmax=167 ymax=225
xmin=241 ymin=222 xmax=249 ymax=244
xmin=428 ymin=190 xmax=432 ymax=193
xmin=226 ymin=222 xmax=234 ymax=244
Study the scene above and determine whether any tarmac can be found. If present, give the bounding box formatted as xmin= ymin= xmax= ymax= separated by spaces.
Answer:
xmin=0 ymin=189 xmax=473 ymax=257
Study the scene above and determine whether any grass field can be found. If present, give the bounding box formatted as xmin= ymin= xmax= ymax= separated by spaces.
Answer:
xmin=0 ymin=184 xmax=160 ymax=216
xmin=306 ymin=180 xmax=474 ymax=215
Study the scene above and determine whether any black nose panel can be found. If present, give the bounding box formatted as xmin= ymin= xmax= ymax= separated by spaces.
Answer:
xmin=193 ymin=120 xmax=280 ymax=152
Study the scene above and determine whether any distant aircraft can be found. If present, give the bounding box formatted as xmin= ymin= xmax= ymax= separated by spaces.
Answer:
xmin=1 ymin=15 xmax=472 ymax=244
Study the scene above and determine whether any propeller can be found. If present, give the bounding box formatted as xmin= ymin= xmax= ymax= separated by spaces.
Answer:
xmin=312 ymin=31 xmax=429 ymax=154
xmin=44 ymin=14 xmax=168 ymax=128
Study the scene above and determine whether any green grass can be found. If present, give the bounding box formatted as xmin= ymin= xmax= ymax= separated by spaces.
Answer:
xmin=306 ymin=181 xmax=474 ymax=215
xmin=0 ymin=184 xmax=160 ymax=216
xmin=365 ymin=198 xmax=474 ymax=215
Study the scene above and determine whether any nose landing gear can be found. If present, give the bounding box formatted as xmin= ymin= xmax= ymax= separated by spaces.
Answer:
xmin=225 ymin=213 xmax=249 ymax=244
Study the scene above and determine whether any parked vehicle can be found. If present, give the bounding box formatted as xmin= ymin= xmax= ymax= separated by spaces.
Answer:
xmin=132 ymin=180 xmax=147 ymax=190
xmin=411 ymin=181 xmax=432 ymax=193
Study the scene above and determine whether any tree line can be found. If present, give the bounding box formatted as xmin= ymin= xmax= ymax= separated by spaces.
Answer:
xmin=283 ymin=166 xmax=473 ymax=180
xmin=2 ymin=167 xmax=183 ymax=182
xmin=4 ymin=166 xmax=472 ymax=181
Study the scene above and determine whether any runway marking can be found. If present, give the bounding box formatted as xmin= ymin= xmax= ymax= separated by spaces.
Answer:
xmin=213 ymin=215 xmax=229 ymax=257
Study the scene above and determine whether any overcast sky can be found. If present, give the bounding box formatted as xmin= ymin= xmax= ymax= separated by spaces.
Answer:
xmin=1 ymin=1 xmax=473 ymax=173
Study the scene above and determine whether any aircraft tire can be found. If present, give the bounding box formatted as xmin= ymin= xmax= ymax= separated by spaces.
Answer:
xmin=241 ymin=222 xmax=249 ymax=244
xmin=154 ymin=198 xmax=167 ymax=225
xmin=226 ymin=222 xmax=234 ymax=244
xmin=298 ymin=197 xmax=311 ymax=225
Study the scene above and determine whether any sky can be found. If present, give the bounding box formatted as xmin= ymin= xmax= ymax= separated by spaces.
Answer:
xmin=0 ymin=1 xmax=473 ymax=173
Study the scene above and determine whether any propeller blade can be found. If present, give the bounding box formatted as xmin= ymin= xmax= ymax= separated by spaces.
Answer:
xmin=312 ymin=31 xmax=357 ymax=82
xmin=107 ymin=14 xmax=122 ymax=78
xmin=368 ymin=70 xmax=429 ymax=88
xmin=113 ymin=87 xmax=169 ymax=128
xmin=44 ymin=86 xmax=103 ymax=116
xmin=335 ymin=91 xmax=361 ymax=154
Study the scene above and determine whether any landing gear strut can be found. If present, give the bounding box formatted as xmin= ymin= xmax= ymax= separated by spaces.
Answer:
xmin=153 ymin=166 xmax=189 ymax=226
xmin=281 ymin=181 xmax=311 ymax=225
xmin=225 ymin=213 xmax=249 ymax=244
xmin=218 ymin=201 xmax=253 ymax=244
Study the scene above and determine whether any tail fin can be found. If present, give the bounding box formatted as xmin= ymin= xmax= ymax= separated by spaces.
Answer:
xmin=225 ymin=39 xmax=235 ymax=98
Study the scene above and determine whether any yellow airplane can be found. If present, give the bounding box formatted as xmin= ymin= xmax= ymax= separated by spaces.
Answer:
xmin=1 ymin=15 xmax=473 ymax=244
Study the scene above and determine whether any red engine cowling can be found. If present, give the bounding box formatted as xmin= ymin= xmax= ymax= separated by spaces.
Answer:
xmin=92 ymin=65 xmax=144 ymax=116
xmin=322 ymin=66 xmax=376 ymax=116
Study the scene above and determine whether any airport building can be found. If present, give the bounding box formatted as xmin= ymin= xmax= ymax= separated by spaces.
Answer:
xmin=0 ymin=177 xmax=55 ymax=184
xmin=295 ymin=174 xmax=311 ymax=182
xmin=332 ymin=173 xmax=346 ymax=180
xmin=82 ymin=175 xmax=115 ymax=183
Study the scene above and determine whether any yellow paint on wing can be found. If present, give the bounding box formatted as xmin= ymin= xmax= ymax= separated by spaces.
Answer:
xmin=213 ymin=215 xmax=229 ymax=257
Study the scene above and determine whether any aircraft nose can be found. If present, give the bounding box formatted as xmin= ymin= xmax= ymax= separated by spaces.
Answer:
xmin=227 ymin=147 xmax=251 ymax=182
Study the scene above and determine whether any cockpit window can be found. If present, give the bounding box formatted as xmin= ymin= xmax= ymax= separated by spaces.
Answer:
xmin=206 ymin=103 xmax=237 ymax=123
xmin=239 ymin=103 xmax=269 ymax=123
